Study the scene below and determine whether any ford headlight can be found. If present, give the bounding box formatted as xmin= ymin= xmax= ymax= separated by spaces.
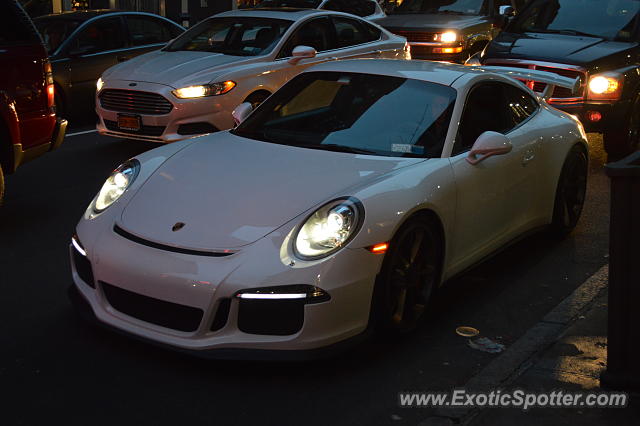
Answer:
xmin=94 ymin=160 xmax=140 ymax=213
xmin=172 ymin=81 xmax=236 ymax=99
xmin=294 ymin=198 xmax=363 ymax=259
xmin=96 ymin=77 xmax=104 ymax=92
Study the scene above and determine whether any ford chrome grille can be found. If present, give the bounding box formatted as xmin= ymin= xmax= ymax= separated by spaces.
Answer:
xmin=99 ymin=89 xmax=173 ymax=115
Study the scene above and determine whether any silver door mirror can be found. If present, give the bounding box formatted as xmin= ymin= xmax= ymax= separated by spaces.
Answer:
xmin=466 ymin=131 xmax=513 ymax=165
xmin=232 ymin=102 xmax=253 ymax=126
xmin=288 ymin=45 xmax=317 ymax=65
xmin=499 ymin=5 xmax=515 ymax=16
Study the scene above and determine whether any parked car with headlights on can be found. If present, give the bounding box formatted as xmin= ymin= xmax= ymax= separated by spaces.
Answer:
xmin=33 ymin=10 xmax=184 ymax=119
xmin=70 ymin=59 xmax=588 ymax=358
xmin=95 ymin=8 xmax=408 ymax=143
xmin=472 ymin=0 xmax=640 ymax=159
xmin=376 ymin=0 xmax=516 ymax=62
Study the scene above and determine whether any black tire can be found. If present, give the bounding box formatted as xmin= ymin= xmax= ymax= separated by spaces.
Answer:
xmin=0 ymin=162 xmax=4 ymax=206
xmin=373 ymin=215 xmax=442 ymax=333
xmin=244 ymin=91 xmax=270 ymax=110
xmin=550 ymin=145 xmax=588 ymax=237
xmin=603 ymin=97 xmax=640 ymax=161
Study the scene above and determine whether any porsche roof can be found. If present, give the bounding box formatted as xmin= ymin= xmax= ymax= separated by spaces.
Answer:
xmin=307 ymin=59 xmax=474 ymax=87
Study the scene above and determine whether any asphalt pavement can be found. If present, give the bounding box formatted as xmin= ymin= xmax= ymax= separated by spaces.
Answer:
xmin=0 ymin=116 xmax=612 ymax=426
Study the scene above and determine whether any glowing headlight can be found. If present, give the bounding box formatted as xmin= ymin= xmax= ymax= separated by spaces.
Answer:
xmin=96 ymin=77 xmax=104 ymax=92
xmin=435 ymin=31 xmax=458 ymax=43
xmin=588 ymin=75 xmax=619 ymax=94
xmin=172 ymin=81 xmax=236 ymax=99
xmin=94 ymin=160 xmax=140 ymax=212
xmin=294 ymin=198 xmax=363 ymax=259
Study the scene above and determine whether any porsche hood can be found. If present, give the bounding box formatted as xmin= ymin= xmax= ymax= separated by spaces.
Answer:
xmin=118 ymin=134 xmax=424 ymax=250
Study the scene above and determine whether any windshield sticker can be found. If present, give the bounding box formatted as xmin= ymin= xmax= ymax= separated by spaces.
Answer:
xmin=392 ymin=144 xmax=424 ymax=155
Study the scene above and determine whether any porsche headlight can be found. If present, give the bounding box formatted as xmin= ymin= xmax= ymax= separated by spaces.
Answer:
xmin=94 ymin=160 xmax=140 ymax=213
xmin=172 ymin=81 xmax=236 ymax=99
xmin=294 ymin=198 xmax=363 ymax=259
xmin=96 ymin=77 xmax=104 ymax=92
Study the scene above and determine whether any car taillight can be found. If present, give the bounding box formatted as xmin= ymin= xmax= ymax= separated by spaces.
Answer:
xmin=45 ymin=61 xmax=55 ymax=109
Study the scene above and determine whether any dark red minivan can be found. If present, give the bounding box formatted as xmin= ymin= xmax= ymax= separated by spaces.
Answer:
xmin=0 ymin=0 xmax=67 ymax=204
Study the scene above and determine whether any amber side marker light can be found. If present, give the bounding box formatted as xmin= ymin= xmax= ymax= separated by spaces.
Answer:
xmin=368 ymin=243 xmax=389 ymax=253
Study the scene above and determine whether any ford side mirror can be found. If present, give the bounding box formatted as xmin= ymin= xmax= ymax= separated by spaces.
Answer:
xmin=466 ymin=131 xmax=513 ymax=165
xmin=288 ymin=45 xmax=316 ymax=65
xmin=232 ymin=102 xmax=253 ymax=126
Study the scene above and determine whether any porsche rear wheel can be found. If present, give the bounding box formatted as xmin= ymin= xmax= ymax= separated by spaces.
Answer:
xmin=375 ymin=216 xmax=441 ymax=333
xmin=550 ymin=145 xmax=588 ymax=237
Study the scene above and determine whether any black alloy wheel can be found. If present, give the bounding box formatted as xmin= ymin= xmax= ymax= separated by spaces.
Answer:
xmin=551 ymin=145 xmax=588 ymax=236
xmin=376 ymin=216 xmax=441 ymax=333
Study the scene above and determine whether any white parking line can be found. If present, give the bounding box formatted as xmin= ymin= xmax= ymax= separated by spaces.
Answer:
xmin=66 ymin=129 xmax=98 ymax=137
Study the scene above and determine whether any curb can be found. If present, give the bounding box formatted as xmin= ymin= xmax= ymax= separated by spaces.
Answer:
xmin=419 ymin=264 xmax=609 ymax=426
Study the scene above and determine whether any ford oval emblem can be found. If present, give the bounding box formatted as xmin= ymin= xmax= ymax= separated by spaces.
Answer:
xmin=172 ymin=222 xmax=185 ymax=232
xmin=129 ymin=82 xmax=137 ymax=87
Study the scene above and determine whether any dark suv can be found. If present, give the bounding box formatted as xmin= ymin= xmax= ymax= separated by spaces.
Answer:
xmin=0 ymin=0 xmax=66 ymax=205
xmin=375 ymin=0 xmax=516 ymax=62
xmin=477 ymin=0 xmax=640 ymax=158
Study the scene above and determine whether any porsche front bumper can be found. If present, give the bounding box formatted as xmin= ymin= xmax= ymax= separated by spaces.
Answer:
xmin=69 ymin=224 xmax=384 ymax=358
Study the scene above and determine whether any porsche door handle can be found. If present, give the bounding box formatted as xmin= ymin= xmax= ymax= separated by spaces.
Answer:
xmin=117 ymin=55 xmax=130 ymax=62
xmin=521 ymin=150 xmax=536 ymax=166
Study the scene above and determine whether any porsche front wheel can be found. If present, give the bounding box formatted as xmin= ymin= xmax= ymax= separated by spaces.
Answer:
xmin=551 ymin=145 xmax=588 ymax=237
xmin=375 ymin=216 xmax=441 ymax=333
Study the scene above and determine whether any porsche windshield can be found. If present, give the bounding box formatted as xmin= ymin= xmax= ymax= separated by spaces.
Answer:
xmin=391 ymin=0 xmax=487 ymax=15
xmin=233 ymin=72 xmax=457 ymax=158
xmin=510 ymin=0 xmax=640 ymax=40
xmin=165 ymin=17 xmax=292 ymax=56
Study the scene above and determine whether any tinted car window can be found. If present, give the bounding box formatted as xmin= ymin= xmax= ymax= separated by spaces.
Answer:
xmin=70 ymin=18 xmax=125 ymax=55
xmin=166 ymin=17 xmax=291 ymax=56
xmin=279 ymin=17 xmax=337 ymax=57
xmin=505 ymin=84 xmax=539 ymax=126
xmin=126 ymin=16 xmax=174 ymax=46
xmin=322 ymin=0 xmax=377 ymax=17
xmin=35 ymin=18 xmax=80 ymax=54
xmin=0 ymin=1 xmax=41 ymax=44
xmin=233 ymin=71 xmax=457 ymax=158
xmin=333 ymin=17 xmax=370 ymax=47
xmin=454 ymin=82 xmax=516 ymax=154
xmin=509 ymin=0 xmax=640 ymax=40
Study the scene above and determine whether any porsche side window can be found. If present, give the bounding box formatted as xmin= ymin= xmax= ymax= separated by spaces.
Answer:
xmin=333 ymin=17 xmax=370 ymax=48
xmin=505 ymin=84 xmax=539 ymax=126
xmin=278 ymin=17 xmax=336 ymax=58
xmin=454 ymin=83 xmax=514 ymax=155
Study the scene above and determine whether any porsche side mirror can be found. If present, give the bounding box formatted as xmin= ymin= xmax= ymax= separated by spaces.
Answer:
xmin=466 ymin=131 xmax=513 ymax=165
xmin=499 ymin=5 xmax=515 ymax=16
xmin=288 ymin=45 xmax=317 ymax=65
xmin=232 ymin=102 xmax=253 ymax=126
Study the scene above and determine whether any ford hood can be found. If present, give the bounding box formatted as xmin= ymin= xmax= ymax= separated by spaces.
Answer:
xmin=103 ymin=49 xmax=259 ymax=88
xmin=119 ymin=133 xmax=424 ymax=250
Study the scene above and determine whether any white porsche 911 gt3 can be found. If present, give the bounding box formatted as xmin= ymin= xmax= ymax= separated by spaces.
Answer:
xmin=70 ymin=59 xmax=588 ymax=359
